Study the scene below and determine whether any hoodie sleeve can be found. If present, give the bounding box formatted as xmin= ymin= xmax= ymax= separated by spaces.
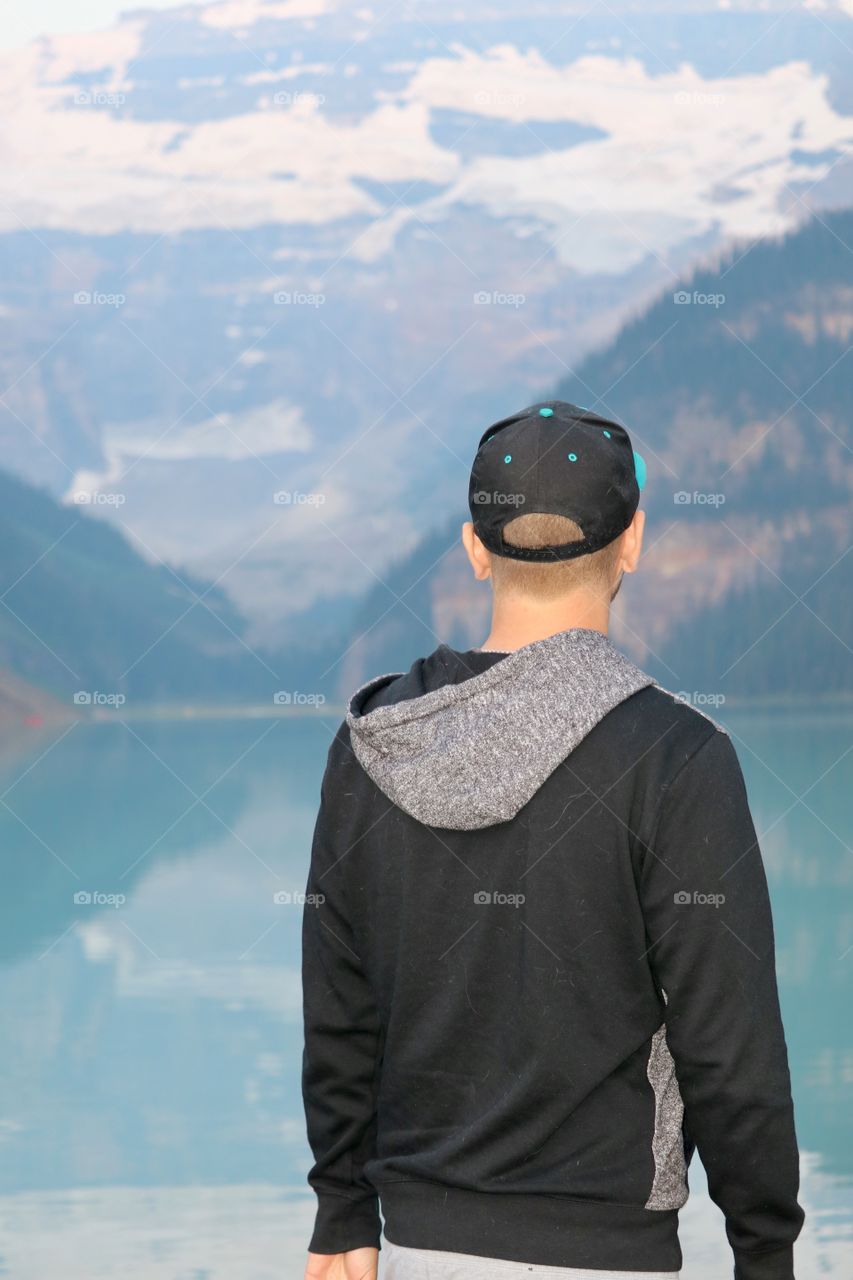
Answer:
xmin=640 ymin=728 xmax=804 ymax=1280
xmin=301 ymin=744 xmax=383 ymax=1254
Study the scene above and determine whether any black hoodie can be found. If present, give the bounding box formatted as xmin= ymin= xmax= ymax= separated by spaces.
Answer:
xmin=302 ymin=629 xmax=804 ymax=1278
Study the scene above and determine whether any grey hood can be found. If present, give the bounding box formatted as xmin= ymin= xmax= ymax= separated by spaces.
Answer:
xmin=346 ymin=628 xmax=655 ymax=830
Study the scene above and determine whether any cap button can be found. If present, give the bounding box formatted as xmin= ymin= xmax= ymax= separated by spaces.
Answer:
xmin=539 ymin=407 xmax=554 ymax=417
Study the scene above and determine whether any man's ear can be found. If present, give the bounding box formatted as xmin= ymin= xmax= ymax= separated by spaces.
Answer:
xmin=619 ymin=509 xmax=645 ymax=575
xmin=461 ymin=521 xmax=492 ymax=582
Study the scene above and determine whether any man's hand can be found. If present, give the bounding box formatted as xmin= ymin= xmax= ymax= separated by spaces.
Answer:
xmin=304 ymin=1247 xmax=379 ymax=1280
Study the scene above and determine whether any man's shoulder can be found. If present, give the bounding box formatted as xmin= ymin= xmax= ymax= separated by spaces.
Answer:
xmin=632 ymin=682 xmax=728 ymax=735
xmin=601 ymin=681 xmax=730 ymax=773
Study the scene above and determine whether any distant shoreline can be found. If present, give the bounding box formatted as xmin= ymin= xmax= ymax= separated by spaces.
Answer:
xmin=88 ymin=703 xmax=349 ymax=722
xmin=0 ymin=697 xmax=849 ymax=777
xmin=85 ymin=693 xmax=852 ymax=723
xmin=1 ymin=695 xmax=851 ymax=744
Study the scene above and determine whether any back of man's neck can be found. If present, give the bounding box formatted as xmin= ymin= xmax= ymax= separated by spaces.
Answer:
xmin=481 ymin=595 xmax=609 ymax=653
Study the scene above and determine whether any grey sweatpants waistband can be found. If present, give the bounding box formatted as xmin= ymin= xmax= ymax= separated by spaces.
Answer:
xmin=381 ymin=1240 xmax=680 ymax=1279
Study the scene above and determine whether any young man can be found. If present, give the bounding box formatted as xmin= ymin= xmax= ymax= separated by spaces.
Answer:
xmin=301 ymin=401 xmax=804 ymax=1280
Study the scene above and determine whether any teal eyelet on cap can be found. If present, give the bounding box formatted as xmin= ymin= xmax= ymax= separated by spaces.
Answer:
xmin=603 ymin=430 xmax=611 ymax=438
xmin=633 ymin=451 xmax=647 ymax=491
xmin=504 ymin=454 xmax=512 ymax=464
xmin=567 ymin=452 xmax=577 ymax=462
xmin=539 ymin=407 xmax=553 ymax=417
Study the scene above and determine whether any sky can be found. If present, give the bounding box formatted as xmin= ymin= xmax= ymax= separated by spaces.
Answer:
xmin=0 ymin=1 xmax=192 ymax=49
xmin=4 ymin=1 xmax=848 ymax=50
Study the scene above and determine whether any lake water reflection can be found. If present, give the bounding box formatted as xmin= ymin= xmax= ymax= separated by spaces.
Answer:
xmin=0 ymin=710 xmax=850 ymax=1277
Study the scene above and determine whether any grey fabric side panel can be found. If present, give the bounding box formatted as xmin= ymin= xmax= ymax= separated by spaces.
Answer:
xmin=644 ymin=1024 xmax=689 ymax=1211
xmin=381 ymin=1240 xmax=680 ymax=1279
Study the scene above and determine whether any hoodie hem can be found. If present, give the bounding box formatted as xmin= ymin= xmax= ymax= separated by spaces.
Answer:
xmin=378 ymin=1180 xmax=682 ymax=1272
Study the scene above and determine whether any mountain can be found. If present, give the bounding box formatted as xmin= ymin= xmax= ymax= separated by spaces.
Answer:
xmin=2 ymin=212 xmax=849 ymax=708
xmin=0 ymin=467 xmax=323 ymax=707
xmin=0 ymin=667 xmax=79 ymax=769
xmin=1 ymin=0 xmax=853 ymax=643
xmin=338 ymin=209 xmax=853 ymax=700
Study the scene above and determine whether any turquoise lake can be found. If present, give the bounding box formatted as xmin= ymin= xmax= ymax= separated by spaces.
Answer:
xmin=0 ymin=710 xmax=850 ymax=1277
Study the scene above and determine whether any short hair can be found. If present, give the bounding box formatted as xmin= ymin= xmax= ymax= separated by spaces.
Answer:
xmin=487 ymin=513 xmax=624 ymax=601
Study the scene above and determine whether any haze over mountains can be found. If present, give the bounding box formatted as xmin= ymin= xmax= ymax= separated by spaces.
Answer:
xmin=2 ymin=209 xmax=850 ymax=705
xmin=0 ymin=0 xmax=851 ymax=703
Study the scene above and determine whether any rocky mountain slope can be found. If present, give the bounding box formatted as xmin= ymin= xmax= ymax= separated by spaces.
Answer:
xmin=340 ymin=209 xmax=853 ymax=699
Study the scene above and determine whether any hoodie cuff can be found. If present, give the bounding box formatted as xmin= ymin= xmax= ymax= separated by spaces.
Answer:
xmin=308 ymin=1191 xmax=381 ymax=1255
xmin=734 ymin=1245 xmax=795 ymax=1280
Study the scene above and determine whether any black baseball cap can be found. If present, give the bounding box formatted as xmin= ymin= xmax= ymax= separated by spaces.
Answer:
xmin=468 ymin=400 xmax=646 ymax=562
